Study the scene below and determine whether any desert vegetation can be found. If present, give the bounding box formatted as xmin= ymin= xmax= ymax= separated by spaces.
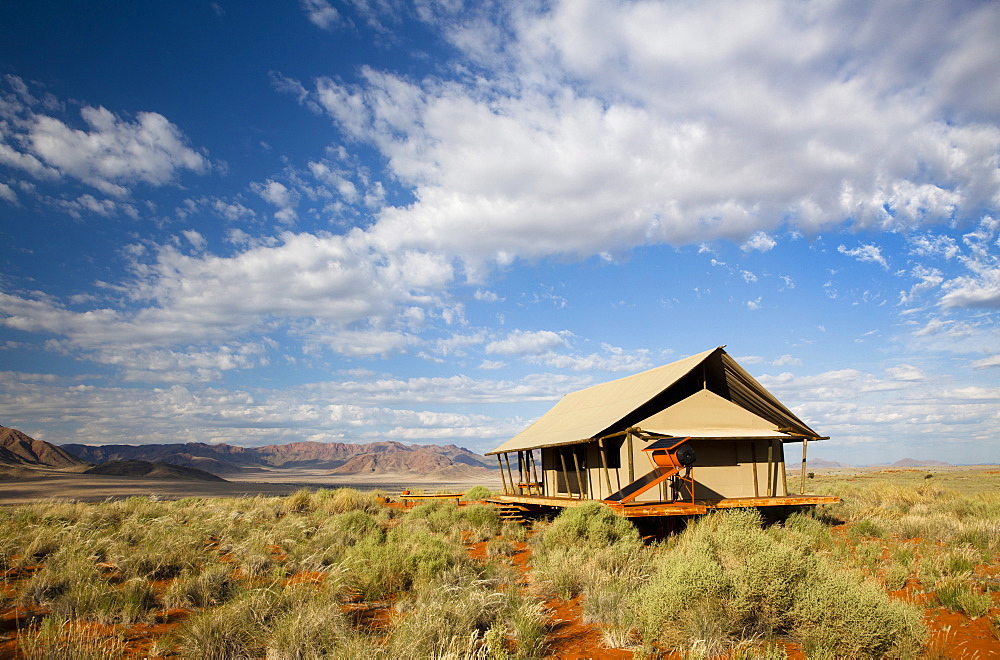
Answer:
xmin=2 ymin=470 xmax=999 ymax=658
xmin=1 ymin=487 xmax=545 ymax=658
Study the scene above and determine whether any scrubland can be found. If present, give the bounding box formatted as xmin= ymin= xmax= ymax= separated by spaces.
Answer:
xmin=2 ymin=469 xmax=999 ymax=658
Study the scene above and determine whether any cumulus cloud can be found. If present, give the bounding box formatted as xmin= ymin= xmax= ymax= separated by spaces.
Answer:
xmin=28 ymin=106 xmax=207 ymax=196
xmin=303 ymin=1 xmax=1000 ymax=269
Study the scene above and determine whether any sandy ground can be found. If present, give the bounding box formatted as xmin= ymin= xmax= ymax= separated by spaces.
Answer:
xmin=0 ymin=466 xmax=503 ymax=505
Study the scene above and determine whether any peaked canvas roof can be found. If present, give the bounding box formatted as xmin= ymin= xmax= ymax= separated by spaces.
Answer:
xmin=638 ymin=389 xmax=792 ymax=439
xmin=487 ymin=347 xmax=822 ymax=455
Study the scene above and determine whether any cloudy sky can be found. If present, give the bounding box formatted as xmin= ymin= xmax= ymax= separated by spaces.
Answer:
xmin=1 ymin=1 xmax=998 ymax=465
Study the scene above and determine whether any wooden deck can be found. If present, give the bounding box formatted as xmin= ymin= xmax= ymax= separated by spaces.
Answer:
xmin=489 ymin=493 xmax=839 ymax=518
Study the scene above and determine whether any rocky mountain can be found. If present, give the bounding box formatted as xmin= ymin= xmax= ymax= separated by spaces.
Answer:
xmin=61 ymin=439 xmax=495 ymax=476
xmin=0 ymin=426 xmax=87 ymax=468
xmin=84 ymin=460 xmax=227 ymax=482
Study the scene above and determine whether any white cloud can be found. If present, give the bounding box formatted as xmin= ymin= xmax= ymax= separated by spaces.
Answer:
xmin=837 ymin=243 xmax=889 ymax=270
xmin=478 ymin=359 xmax=506 ymax=370
xmin=0 ymin=182 xmax=17 ymax=204
xmin=253 ymin=179 xmax=299 ymax=223
xmin=474 ymin=289 xmax=501 ymax=303
xmin=485 ymin=329 xmax=569 ymax=355
xmin=312 ymin=329 xmax=416 ymax=358
xmin=908 ymin=233 xmax=960 ymax=260
xmin=741 ymin=231 xmax=777 ymax=253
xmin=300 ymin=0 xmax=340 ymax=30
xmin=304 ymin=1 xmax=1000 ymax=269
xmin=0 ymin=230 xmax=461 ymax=375
xmin=182 ymin=229 xmax=207 ymax=251
xmin=529 ymin=347 xmax=652 ymax=373
xmin=971 ymin=355 xmax=1000 ymax=369
xmin=28 ymin=106 xmax=207 ymax=196
xmin=0 ymin=372 xmax=553 ymax=450
xmin=772 ymin=354 xmax=801 ymax=367
xmin=885 ymin=364 xmax=925 ymax=382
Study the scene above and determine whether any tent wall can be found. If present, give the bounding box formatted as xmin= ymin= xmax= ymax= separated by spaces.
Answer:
xmin=537 ymin=437 xmax=787 ymax=501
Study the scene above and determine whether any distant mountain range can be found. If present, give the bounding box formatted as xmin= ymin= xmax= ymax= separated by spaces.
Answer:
xmin=807 ymin=458 xmax=955 ymax=468
xmin=60 ymin=439 xmax=495 ymax=478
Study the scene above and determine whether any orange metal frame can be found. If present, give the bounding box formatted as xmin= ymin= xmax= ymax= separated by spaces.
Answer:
xmin=644 ymin=436 xmax=696 ymax=505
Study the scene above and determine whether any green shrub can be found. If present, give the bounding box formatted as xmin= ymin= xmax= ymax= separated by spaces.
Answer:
xmin=462 ymin=485 xmax=492 ymax=501
xmin=334 ymin=510 xmax=385 ymax=545
xmin=934 ymin=577 xmax=992 ymax=618
xmin=539 ymin=502 xmax=639 ymax=551
xmin=789 ymin=565 xmax=926 ymax=657
xmin=630 ymin=509 xmax=926 ymax=657
xmin=387 ymin=571 xmax=547 ymax=658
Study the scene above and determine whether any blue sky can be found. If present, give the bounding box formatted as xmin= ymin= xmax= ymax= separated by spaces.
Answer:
xmin=1 ymin=1 xmax=997 ymax=465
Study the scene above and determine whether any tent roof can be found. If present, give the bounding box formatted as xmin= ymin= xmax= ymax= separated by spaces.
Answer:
xmin=487 ymin=347 xmax=821 ymax=455
xmin=637 ymin=389 xmax=792 ymax=439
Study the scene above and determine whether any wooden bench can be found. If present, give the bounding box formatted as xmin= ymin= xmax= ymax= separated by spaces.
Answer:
xmin=398 ymin=492 xmax=462 ymax=506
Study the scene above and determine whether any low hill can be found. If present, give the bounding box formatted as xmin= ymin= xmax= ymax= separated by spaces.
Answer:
xmin=890 ymin=458 xmax=952 ymax=467
xmin=84 ymin=460 xmax=227 ymax=482
xmin=1 ymin=426 xmax=87 ymax=468
xmin=806 ymin=458 xmax=852 ymax=468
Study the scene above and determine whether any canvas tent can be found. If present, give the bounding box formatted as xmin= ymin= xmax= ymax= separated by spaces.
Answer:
xmin=488 ymin=347 xmax=836 ymax=517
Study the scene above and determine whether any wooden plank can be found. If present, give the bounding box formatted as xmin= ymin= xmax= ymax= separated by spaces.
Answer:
xmin=604 ymin=466 xmax=679 ymax=503
xmin=751 ymin=441 xmax=759 ymax=497
xmin=488 ymin=493 xmax=839 ymax=516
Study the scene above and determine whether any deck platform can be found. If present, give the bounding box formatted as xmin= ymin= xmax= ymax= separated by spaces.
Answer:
xmin=488 ymin=494 xmax=839 ymax=518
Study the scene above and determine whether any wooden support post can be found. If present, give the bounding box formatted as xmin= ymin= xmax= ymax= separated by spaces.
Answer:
xmin=503 ymin=453 xmax=516 ymax=497
xmin=571 ymin=446 xmax=584 ymax=499
xmin=497 ymin=454 xmax=509 ymax=495
xmin=800 ymin=438 xmax=808 ymax=495
xmin=558 ymin=447 xmax=570 ymax=497
xmin=780 ymin=442 xmax=788 ymax=497
xmin=598 ymin=438 xmax=613 ymax=499
xmin=517 ymin=451 xmax=524 ymax=494
xmin=626 ymin=432 xmax=635 ymax=484
xmin=766 ymin=441 xmax=774 ymax=498
xmin=751 ymin=441 xmax=759 ymax=498
xmin=532 ymin=450 xmax=542 ymax=494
